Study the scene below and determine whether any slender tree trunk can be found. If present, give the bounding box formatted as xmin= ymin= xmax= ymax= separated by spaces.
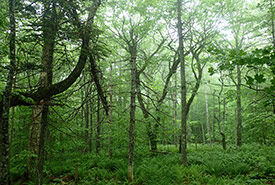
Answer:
xmin=187 ymin=124 xmax=191 ymax=143
xmin=271 ymin=0 xmax=275 ymax=134
xmin=109 ymin=62 xmax=113 ymax=158
xmin=9 ymin=79 xmax=16 ymax=156
xmin=96 ymin=95 xmax=101 ymax=154
xmin=201 ymin=122 xmax=206 ymax=145
xmin=84 ymin=90 xmax=89 ymax=153
xmin=89 ymin=100 xmax=93 ymax=153
xmin=128 ymin=49 xmax=137 ymax=183
xmin=177 ymin=0 xmax=187 ymax=165
xmin=204 ymin=84 xmax=212 ymax=146
xmin=222 ymin=98 xmax=226 ymax=150
xmin=216 ymin=93 xmax=226 ymax=150
xmin=0 ymin=0 xmax=15 ymax=184
xmin=236 ymin=65 xmax=242 ymax=147
xmin=212 ymin=91 xmax=216 ymax=143
xmin=9 ymin=107 xmax=15 ymax=153
xmin=270 ymin=0 xmax=275 ymax=46
xmin=273 ymin=103 xmax=275 ymax=135
xmin=173 ymin=74 xmax=178 ymax=147
xmin=81 ymin=90 xmax=84 ymax=132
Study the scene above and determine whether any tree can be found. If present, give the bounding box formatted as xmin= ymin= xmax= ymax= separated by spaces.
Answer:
xmin=0 ymin=0 xmax=16 ymax=184
xmin=1 ymin=0 xmax=107 ymax=183
xmin=204 ymin=83 xmax=212 ymax=145
xmin=176 ymin=0 xmax=220 ymax=164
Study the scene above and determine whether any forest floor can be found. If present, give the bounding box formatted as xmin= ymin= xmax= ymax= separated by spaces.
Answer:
xmin=12 ymin=144 xmax=275 ymax=185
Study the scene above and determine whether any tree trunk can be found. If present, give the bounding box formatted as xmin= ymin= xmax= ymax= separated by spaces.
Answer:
xmin=128 ymin=48 xmax=137 ymax=183
xmin=177 ymin=0 xmax=187 ymax=165
xmin=173 ymin=74 xmax=178 ymax=147
xmin=149 ymin=116 xmax=159 ymax=151
xmin=270 ymin=0 xmax=275 ymax=46
xmin=96 ymin=95 xmax=101 ymax=154
xmin=28 ymin=2 xmax=57 ymax=183
xmin=273 ymin=103 xmax=275 ymax=135
xmin=204 ymin=84 xmax=212 ymax=146
xmin=84 ymin=89 xmax=89 ymax=153
xmin=187 ymin=123 xmax=191 ymax=143
xmin=89 ymin=100 xmax=93 ymax=153
xmin=0 ymin=0 xmax=16 ymax=184
xmin=236 ymin=65 xmax=242 ymax=147
xmin=222 ymin=98 xmax=226 ymax=150
xmin=216 ymin=93 xmax=226 ymax=150
xmin=9 ymin=79 xmax=16 ymax=157
xmin=212 ymin=91 xmax=216 ymax=142
xmin=109 ymin=62 xmax=113 ymax=158
xmin=201 ymin=122 xmax=206 ymax=145
xmin=36 ymin=105 xmax=49 ymax=185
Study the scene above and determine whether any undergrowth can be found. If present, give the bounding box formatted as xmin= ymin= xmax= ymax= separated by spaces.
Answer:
xmin=11 ymin=144 xmax=275 ymax=184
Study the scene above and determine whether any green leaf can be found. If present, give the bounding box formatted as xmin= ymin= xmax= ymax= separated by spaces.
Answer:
xmin=208 ymin=67 xmax=215 ymax=76
xmin=254 ymin=74 xmax=266 ymax=83
xmin=246 ymin=76 xmax=254 ymax=85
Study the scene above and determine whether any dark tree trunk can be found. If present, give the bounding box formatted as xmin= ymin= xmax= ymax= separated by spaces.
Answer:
xmin=222 ymin=98 xmax=226 ymax=150
xmin=216 ymin=92 xmax=226 ymax=150
xmin=0 ymin=0 xmax=16 ymax=184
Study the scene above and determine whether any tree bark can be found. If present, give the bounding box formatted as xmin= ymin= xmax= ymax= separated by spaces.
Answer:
xmin=212 ymin=91 xmax=216 ymax=142
xmin=236 ymin=65 xmax=242 ymax=147
xmin=89 ymin=100 xmax=93 ymax=153
xmin=0 ymin=0 xmax=16 ymax=184
xmin=177 ymin=0 xmax=187 ymax=165
xmin=27 ymin=2 xmax=57 ymax=183
xmin=204 ymin=84 xmax=212 ymax=146
xmin=216 ymin=89 xmax=226 ymax=150
xmin=273 ymin=103 xmax=275 ymax=135
xmin=201 ymin=122 xmax=206 ymax=145
xmin=84 ymin=85 xmax=89 ymax=153
xmin=108 ymin=62 xmax=113 ymax=158
xmin=222 ymin=98 xmax=226 ymax=150
xmin=95 ymin=95 xmax=101 ymax=154
xmin=128 ymin=47 xmax=137 ymax=183
xmin=270 ymin=0 xmax=275 ymax=46
xmin=173 ymin=74 xmax=178 ymax=147
xmin=9 ymin=76 xmax=16 ymax=158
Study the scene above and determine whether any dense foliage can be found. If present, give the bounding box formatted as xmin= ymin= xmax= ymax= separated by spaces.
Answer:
xmin=0 ymin=0 xmax=274 ymax=184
